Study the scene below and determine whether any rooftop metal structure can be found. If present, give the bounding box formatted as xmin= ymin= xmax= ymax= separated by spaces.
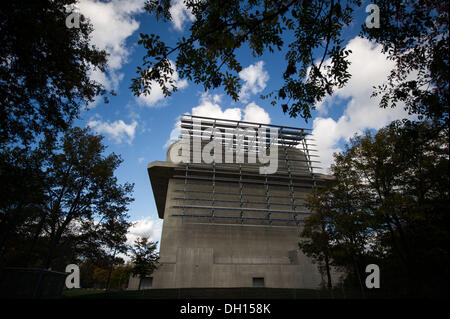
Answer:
xmin=168 ymin=114 xmax=326 ymax=228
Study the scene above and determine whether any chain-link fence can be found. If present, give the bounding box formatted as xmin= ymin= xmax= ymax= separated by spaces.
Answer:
xmin=0 ymin=267 xmax=67 ymax=298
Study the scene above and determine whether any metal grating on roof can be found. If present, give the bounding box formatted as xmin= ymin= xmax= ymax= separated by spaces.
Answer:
xmin=169 ymin=114 xmax=322 ymax=228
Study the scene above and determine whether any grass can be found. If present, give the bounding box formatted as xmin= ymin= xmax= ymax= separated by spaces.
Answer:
xmin=62 ymin=287 xmax=366 ymax=299
xmin=62 ymin=289 xmax=108 ymax=298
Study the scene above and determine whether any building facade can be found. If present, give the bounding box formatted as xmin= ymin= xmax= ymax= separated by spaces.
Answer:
xmin=129 ymin=115 xmax=334 ymax=290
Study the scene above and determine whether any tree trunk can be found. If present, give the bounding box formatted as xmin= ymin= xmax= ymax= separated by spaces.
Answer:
xmin=106 ymin=265 xmax=113 ymax=290
xmin=44 ymin=227 xmax=64 ymax=269
xmin=324 ymin=252 xmax=332 ymax=289
xmin=25 ymin=215 xmax=45 ymax=267
xmin=105 ymin=250 xmax=117 ymax=290
xmin=353 ymin=257 xmax=365 ymax=298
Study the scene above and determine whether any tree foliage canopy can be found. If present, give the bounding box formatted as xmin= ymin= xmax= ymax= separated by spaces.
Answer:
xmin=0 ymin=1 xmax=135 ymax=280
xmin=0 ymin=0 xmax=108 ymax=146
xmin=0 ymin=127 xmax=134 ymax=270
xmin=132 ymin=0 xmax=448 ymax=124
xmin=130 ymin=237 xmax=159 ymax=279
xmin=301 ymin=120 xmax=448 ymax=296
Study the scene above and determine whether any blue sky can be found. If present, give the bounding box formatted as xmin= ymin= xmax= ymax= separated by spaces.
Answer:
xmin=72 ymin=0 xmax=414 ymax=245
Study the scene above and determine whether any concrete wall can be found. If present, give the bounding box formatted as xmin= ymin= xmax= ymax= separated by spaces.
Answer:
xmin=136 ymin=141 xmax=338 ymax=290
xmin=148 ymin=178 xmax=326 ymax=289
xmin=128 ymin=275 xmax=140 ymax=290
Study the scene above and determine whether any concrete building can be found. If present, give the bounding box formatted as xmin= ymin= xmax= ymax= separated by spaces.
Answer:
xmin=129 ymin=115 xmax=334 ymax=290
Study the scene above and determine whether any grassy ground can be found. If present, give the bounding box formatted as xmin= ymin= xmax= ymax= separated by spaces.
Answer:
xmin=62 ymin=287 xmax=365 ymax=299
xmin=62 ymin=289 xmax=108 ymax=298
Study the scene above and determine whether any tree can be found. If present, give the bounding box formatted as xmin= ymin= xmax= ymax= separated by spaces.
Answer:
xmin=299 ymin=193 xmax=335 ymax=289
xmin=0 ymin=0 xmax=109 ymax=146
xmin=301 ymin=120 xmax=449 ymax=296
xmin=0 ymin=148 xmax=46 ymax=265
xmin=1 ymin=127 xmax=135 ymax=270
xmin=100 ymin=217 xmax=131 ymax=290
xmin=40 ymin=127 xmax=134 ymax=270
xmin=110 ymin=263 xmax=133 ymax=289
xmin=92 ymin=266 xmax=109 ymax=288
xmin=365 ymin=0 xmax=449 ymax=125
xmin=347 ymin=120 xmax=449 ymax=295
xmin=84 ymin=262 xmax=132 ymax=289
xmin=132 ymin=0 xmax=448 ymax=124
xmin=301 ymin=161 xmax=374 ymax=294
xmin=130 ymin=237 xmax=159 ymax=285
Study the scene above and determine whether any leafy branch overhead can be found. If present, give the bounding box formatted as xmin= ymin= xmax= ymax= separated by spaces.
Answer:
xmin=0 ymin=1 xmax=110 ymax=146
xmin=132 ymin=0 xmax=448 ymax=124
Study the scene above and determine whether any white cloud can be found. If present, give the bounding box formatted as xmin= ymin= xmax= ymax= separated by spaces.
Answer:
xmin=88 ymin=119 xmax=138 ymax=144
xmin=169 ymin=0 xmax=195 ymax=31
xmin=239 ymin=61 xmax=270 ymax=102
xmin=243 ymin=102 xmax=271 ymax=124
xmin=164 ymin=119 xmax=182 ymax=149
xmin=192 ymin=93 xmax=242 ymax=120
xmin=77 ymin=0 xmax=146 ymax=91
xmin=138 ymin=157 xmax=145 ymax=164
xmin=311 ymin=37 xmax=415 ymax=173
xmin=190 ymin=93 xmax=271 ymax=124
xmin=163 ymin=92 xmax=241 ymax=148
xmin=126 ymin=217 xmax=162 ymax=246
xmin=136 ymin=60 xmax=188 ymax=107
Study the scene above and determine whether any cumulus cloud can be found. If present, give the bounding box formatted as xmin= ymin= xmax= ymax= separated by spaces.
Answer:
xmin=191 ymin=93 xmax=270 ymax=124
xmin=126 ymin=217 xmax=162 ymax=246
xmin=311 ymin=37 xmax=415 ymax=173
xmin=169 ymin=0 xmax=195 ymax=31
xmin=163 ymin=93 xmax=241 ymax=148
xmin=164 ymin=93 xmax=271 ymax=148
xmin=164 ymin=119 xmax=183 ymax=149
xmin=192 ymin=93 xmax=242 ymax=120
xmin=136 ymin=60 xmax=189 ymax=107
xmin=77 ymin=0 xmax=146 ymax=91
xmin=243 ymin=102 xmax=271 ymax=124
xmin=239 ymin=61 xmax=270 ymax=103
xmin=88 ymin=118 xmax=138 ymax=144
